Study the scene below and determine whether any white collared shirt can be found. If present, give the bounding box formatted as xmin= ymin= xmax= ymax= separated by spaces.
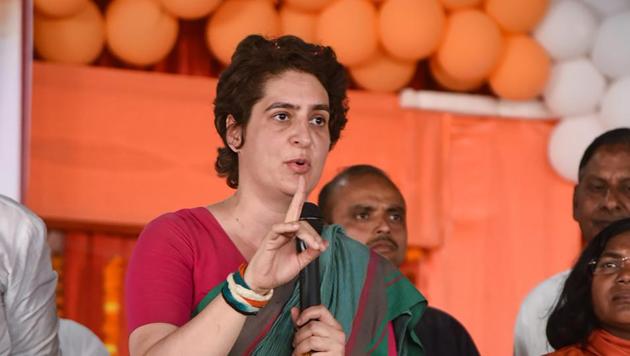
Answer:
xmin=0 ymin=194 xmax=60 ymax=355
xmin=513 ymin=270 xmax=570 ymax=356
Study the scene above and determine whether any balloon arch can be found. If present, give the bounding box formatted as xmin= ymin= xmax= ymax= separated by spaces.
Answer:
xmin=33 ymin=0 xmax=630 ymax=181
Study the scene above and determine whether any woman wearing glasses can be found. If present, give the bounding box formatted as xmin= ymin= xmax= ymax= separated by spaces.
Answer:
xmin=546 ymin=217 xmax=630 ymax=355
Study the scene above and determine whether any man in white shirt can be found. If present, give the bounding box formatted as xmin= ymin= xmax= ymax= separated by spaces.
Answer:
xmin=514 ymin=128 xmax=630 ymax=355
xmin=0 ymin=194 xmax=60 ymax=355
xmin=0 ymin=195 xmax=109 ymax=356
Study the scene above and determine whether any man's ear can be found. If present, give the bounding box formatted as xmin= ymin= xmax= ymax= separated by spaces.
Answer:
xmin=226 ymin=115 xmax=242 ymax=152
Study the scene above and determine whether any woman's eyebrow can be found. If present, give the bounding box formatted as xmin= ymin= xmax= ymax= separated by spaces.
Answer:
xmin=312 ymin=104 xmax=330 ymax=112
xmin=264 ymin=102 xmax=330 ymax=112
xmin=264 ymin=102 xmax=298 ymax=112
xmin=599 ymin=251 xmax=626 ymax=258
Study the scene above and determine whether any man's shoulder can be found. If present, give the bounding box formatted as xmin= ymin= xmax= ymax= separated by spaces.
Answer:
xmin=421 ymin=307 xmax=469 ymax=333
xmin=59 ymin=319 xmax=108 ymax=356
xmin=417 ymin=307 xmax=480 ymax=356
xmin=521 ymin=270 xmax=571 ymax=309
xmin=513 ymin=270 xmax=571 ymax=355
xmin=0 ymin=195 xmax=45 ymax=227
xmin=0 ymin=195 xmax=47 ymax=245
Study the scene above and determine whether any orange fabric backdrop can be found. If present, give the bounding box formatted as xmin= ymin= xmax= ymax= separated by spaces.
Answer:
xmin=28 ymin=62 xmax=580 ymax=355
xmin=61 ymin=231 xmax=135 ymax=356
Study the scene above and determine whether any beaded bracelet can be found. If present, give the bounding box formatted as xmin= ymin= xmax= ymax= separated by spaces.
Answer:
xmin=222 ymin=263 xmax=273 ymax=315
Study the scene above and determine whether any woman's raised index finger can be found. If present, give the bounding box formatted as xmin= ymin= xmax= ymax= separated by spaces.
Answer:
xmin=285 ymin=176 xmax=306 ymax=223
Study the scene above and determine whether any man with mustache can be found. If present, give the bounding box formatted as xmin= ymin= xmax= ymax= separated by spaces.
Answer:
xmin=514 ymin=128 xmax=630 ymax=356
xmin=319 ymin=164 xmax=480 ymax=355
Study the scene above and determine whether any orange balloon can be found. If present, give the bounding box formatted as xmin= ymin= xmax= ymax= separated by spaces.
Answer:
xmin=489 ymin=35 xmax=550 ymax=100
xmin=159 ymin=0 xmax=221 ymax=19
xmin=284 ymin=0 xmax=334 ymax=12
xmin=35 ymin=0 xmax=89 ymax=17
xmin=485 ymin=0 xmax=549 ymax=33
xmin=206 ymin=0 xmax=280 ymax=65
xmin=280 ymin=6 xmax=318 ymax=43
xmin=34 ymin=1 xmax=105 ymax=64
xmin=106 ymin=0 xmax=178 ymax=66
xmin=435 ymin=9 xmax=503 ymax=82
xmin=350 ymin=50 xmax=417 ymax=92
xmin=439 ymin=0 xmax=480 ymax=10
xmin=429 ymin=56 xmax=484 ymax=91
xmin=378 ymin=0 xmax=445 ymax=61
xmin=316 ymin=0 xmax=378 ymax=66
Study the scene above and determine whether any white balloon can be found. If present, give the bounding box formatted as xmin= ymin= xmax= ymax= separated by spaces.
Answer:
xmin=534 ymin=0 xmax=598 ymax=60
xmin=601 ymin=77 xmax=630 ymax=129
xmin=582 ymin=0 xmax=630 ymax=17
xmin=548 ymin=115 xmax=605 ymax=182
xmin=592 ymin=11 xmax=630 ymax=78
xmin=543 ymin=58 xmax=606 ymax=117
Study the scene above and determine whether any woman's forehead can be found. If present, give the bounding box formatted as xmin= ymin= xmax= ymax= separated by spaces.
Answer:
xmin=261 ymin=71 xmax=327 ymax=97
xmin=603 ymin=231 xmax=630 ymax=253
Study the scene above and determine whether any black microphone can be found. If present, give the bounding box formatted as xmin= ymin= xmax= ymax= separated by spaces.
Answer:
xmin=297 ymin=202 xmax=323 ymax=310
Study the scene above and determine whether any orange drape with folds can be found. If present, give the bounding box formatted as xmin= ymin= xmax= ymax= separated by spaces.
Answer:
xmin=61 ymin=232 xmax=136 ymax=356
xmin=27 ymin=62 xmax=580 ymax=356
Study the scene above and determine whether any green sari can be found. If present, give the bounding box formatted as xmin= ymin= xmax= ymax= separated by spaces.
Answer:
xmin=193 ymin=225 xmax=427 ymax=355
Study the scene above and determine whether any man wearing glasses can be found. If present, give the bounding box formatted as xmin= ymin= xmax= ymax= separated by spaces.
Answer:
xmin=514 ymin=128 xmax=630 ymax=355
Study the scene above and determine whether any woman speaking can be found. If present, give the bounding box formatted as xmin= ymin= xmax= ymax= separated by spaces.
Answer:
xmin=125 ymin=34 xmax=426 ymax=356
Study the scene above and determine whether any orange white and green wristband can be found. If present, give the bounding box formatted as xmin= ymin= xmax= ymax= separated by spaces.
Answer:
xmin=222 ymin=263 xmax=274 ymax=315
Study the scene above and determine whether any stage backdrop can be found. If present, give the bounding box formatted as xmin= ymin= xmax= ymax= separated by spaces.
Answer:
xmin=28 ymin=62 xmax=580 ymax=356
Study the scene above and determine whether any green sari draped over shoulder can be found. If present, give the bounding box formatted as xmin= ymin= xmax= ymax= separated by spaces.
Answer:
xmin=193 ymin=225 xmax=427 ymax=355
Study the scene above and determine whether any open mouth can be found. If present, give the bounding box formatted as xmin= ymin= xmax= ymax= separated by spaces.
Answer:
xmin=286 ymin=158 xmax=310 ymax=173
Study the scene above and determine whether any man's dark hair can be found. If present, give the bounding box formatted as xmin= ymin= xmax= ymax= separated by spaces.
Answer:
xmin=318 ymin=164 xmax=401 ymax=223
xmin=213 ymin=35 xmax=349 ymax=188
xmin=546 ymin=217 xmax=630 ymax=349
xmin=578 ymin=128 xmax=630 ymax=181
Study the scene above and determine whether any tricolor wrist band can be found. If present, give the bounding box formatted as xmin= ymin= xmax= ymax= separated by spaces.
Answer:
xmin=222 ymin=263 xmax=273 ymax=315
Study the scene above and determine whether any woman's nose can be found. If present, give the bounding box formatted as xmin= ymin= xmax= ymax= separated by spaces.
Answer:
xmin=291 ymin=118 xmax=313 ymax=147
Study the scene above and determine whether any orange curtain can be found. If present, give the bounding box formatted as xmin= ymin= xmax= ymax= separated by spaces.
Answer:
xmin=416 ymin=117 xmax=580 ymax=353
xmin=61 ymin=231 xmax=136 ymax=356
xmin=28 ymin=62 xmax=579 ymax=356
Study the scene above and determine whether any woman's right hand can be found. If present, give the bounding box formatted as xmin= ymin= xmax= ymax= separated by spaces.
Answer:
xmin=243 ymin=176 xmax=328 ymax=294
xmin=291 ymin=306 xmax=346 ymax=355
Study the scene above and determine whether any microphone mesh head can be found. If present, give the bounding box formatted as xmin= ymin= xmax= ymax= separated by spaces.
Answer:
xmin=299 ymin=202 xmax=323 ymax=234
xmin=300 ymin=202 xmax=322 ymax=219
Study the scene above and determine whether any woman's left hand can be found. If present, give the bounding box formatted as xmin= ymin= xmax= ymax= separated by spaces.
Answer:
xmin=291 ymin=306 xmax=346 ymax=355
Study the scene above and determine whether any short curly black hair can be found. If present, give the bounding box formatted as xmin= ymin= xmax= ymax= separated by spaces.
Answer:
xmin=213 ymin=35 xmax=349 ymax=188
